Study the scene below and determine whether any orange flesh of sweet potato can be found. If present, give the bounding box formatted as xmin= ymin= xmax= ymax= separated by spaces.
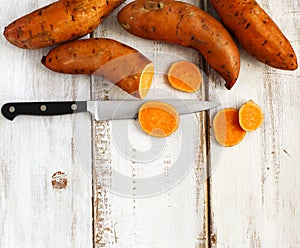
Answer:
xmin=238 ymin=100 xmax=264 ymax=132
xmin=42 ymin=38 xmax=154 ymax=99
xmin=213 ymin=108 xmax=246 ymax=147
xmin=138 ymin=101 xmax=179 ymax=137
xmin=167 ymin=61 xmax=202 ymax=92
xmin=117 ymin=0 xmax=240 ymax=89
xmin=3 ymin=0 xmax=124 ymax=49
xmin=209 ymin=0 xmax=298 ymax=70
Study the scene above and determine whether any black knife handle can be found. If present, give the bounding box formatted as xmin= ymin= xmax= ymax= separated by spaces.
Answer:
xmin=1 ymin=101 xmax=87 ymax=121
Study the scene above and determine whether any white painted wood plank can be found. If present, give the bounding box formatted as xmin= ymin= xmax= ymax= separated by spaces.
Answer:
xmin=207 ymin=0 xmax=300 ymax=247
xmin=91 ymin=1 xmax=209 ymax=247
xmin=0 ymin=0 xmax=92 ymax=247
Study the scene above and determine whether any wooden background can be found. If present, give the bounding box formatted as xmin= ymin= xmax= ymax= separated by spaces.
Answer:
xmin=0 ymin=0 xmax=299 ymax=247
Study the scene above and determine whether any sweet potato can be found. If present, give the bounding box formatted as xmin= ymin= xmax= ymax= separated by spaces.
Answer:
xmin=239 ymin=100 xmax=264 ymax=132
xmin=42 ymin=38 xmax=154 ymax=99
xmin=117 ymin=0 xmax=240 ymax=89
xmin=209 ymin=0 xmax=298 ymax=70
xmin=3 ymin=0 xmax=124 ymax=49
xmin=167 ymin=61 xmax=202 ymax=92
xmin=138 ymin=101 xmax=179 ymax=137
xmin=213 ymin=108 xmax=246 ymax=147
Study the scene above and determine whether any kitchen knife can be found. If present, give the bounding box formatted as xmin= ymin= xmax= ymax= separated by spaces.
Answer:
xmin=1 ymin=100 xmax=219 ymax=121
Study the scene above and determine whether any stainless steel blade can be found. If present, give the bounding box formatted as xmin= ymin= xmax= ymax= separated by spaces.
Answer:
xmin=87 ymin=100 xmax=219 ymax=121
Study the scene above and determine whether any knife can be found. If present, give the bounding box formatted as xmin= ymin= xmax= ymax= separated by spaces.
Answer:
xmin=1 ymin=100 xmax=219 ymax=121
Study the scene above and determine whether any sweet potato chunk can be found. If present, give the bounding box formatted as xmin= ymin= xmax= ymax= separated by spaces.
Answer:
xmin=42 ymin=38 xmax=154 ymax=99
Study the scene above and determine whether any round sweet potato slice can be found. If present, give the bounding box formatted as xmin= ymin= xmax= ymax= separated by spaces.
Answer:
xmin=213 ymin=108 xmax=246 ymax=147
xmin=167 ymin=61 xmax=202 ymax=92
xmin=238 ymin=100 xmax=264 ymax=132
xmin=138 ymin=101 xmax=179 ymax=137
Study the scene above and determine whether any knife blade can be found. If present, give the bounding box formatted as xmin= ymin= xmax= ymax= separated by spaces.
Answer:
xmin=1 ymin=100 xmax=219 ymax=121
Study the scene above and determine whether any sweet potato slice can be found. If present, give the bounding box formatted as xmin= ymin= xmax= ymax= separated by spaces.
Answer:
xmin=138 ymin=101 xmax=179 ymax=137
xmin=238 ymin=100 xmax=264 ymax=132
xmin=42 ymin=38 xmax=154 ymax=99
xmin=213 ymin=108 xmax=246 ymax=147
xmin=167 ymin=61 xmax=202 ymax=92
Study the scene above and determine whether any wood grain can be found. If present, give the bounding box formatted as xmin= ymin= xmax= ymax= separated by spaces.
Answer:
xmin=91 ymin=0 xmax=210 ymax=247
xmin=0 ymin=0 xmax=92 ymax=247
xmin=207 ymin=0 xmax=300 ymax=247
xmin=1 ymin=0 xmax=299 ymax=247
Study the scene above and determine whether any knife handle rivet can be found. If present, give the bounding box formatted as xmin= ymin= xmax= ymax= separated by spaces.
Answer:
xmin=40 ymin=105 xmax=47 ymax=112
xmin=9 ymin=106 xmax=15 ymax=113
xmin=71 ymin=104 xmax=77 ymax=111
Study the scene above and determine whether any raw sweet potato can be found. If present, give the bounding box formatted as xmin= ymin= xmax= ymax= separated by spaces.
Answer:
xmin=239 ymin=100 xmax=264 ymax=132
xmin=42 ymin=38 xmax=154 ymax=99
xmin=138 ymin=101 xmax=179 ymax=137
xmin=117 ymin=0 xmax=240 ymax=89
xmin=3 ymin=0 xmax=124 ymax=49
xmin=210 ymin=0 xmax=298 ymax=70
xmin=167 ymin=61 xmax=202 ymax=92
xmin=213 ymin=108 xmax=246 ymax=147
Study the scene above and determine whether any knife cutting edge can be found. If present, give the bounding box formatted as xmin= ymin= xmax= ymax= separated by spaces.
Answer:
xmin=1 ymin=100 xmax=219 ymax=121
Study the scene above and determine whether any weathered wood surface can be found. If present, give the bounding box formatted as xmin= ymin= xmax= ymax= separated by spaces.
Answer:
xmin=206 ymin=0 xmax=300 ymax=247
xmin=91 ymin=0 xmax=209 ymax=247
xmin=0 ymin=0 xmax=92 ymax=247
xmin=0 ymin=0 xmax=299 ymax=247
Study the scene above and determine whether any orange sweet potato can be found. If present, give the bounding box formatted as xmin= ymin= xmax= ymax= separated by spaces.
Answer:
xmin=167 ymin=61 xmax=202 ymax=92
xmin=3 ymin=0 xmax=124 ymax=49
xmin=239 ymin=100 xmax=264 ymax=132
xmin=210 ymin=0 xmax=298 ymax=70
xmin=42 ymin=38 xmax=154 ymax=99
xmin=117 ymin=0 xmax=240 ymax=89
xmin=213 ymin=108 xmax=246 ymax=147
xmin=138 ymin=101 xmax=179 ymax=137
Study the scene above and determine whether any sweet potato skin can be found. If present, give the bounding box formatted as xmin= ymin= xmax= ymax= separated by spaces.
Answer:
xmin=117 ymin=0 xmax=240 ymax=89
xmin=210 ymin=0 xmax=298 ymax=70
xmin=42 ymin=38 xmax=154 ymax=98
xmin=3 ymin=0 xmax=124 ymax=49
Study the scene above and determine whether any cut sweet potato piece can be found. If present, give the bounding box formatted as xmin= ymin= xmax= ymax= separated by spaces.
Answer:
xmin=138 ymin=101 xmax=179 ymax=137
xmin=238 ymin=100 xmax=264 ymax=132
xmin=42 ymin=38 xmax=154 ymax=99
xmin=213 ymin=108 xmax=246 ymax=147
xmin=167 ymin=61 xmax=202 ymax=92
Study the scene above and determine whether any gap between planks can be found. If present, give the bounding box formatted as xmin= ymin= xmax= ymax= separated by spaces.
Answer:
xmin=201 ymin=0 xmax=214 ymax=247
xmin=89 ymin=31 xmax=96 ymax=248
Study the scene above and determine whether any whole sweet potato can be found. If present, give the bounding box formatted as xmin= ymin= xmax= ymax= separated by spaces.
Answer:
xmin=42 ymin=38 xmax=154 ymax=99
xmin=210 ymin=0 xmax=298 ymax=70
xmin=4 ymin=0 xmax=124 ymax=49
xmin=117 ymin=0 xmax=240 ymax=89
